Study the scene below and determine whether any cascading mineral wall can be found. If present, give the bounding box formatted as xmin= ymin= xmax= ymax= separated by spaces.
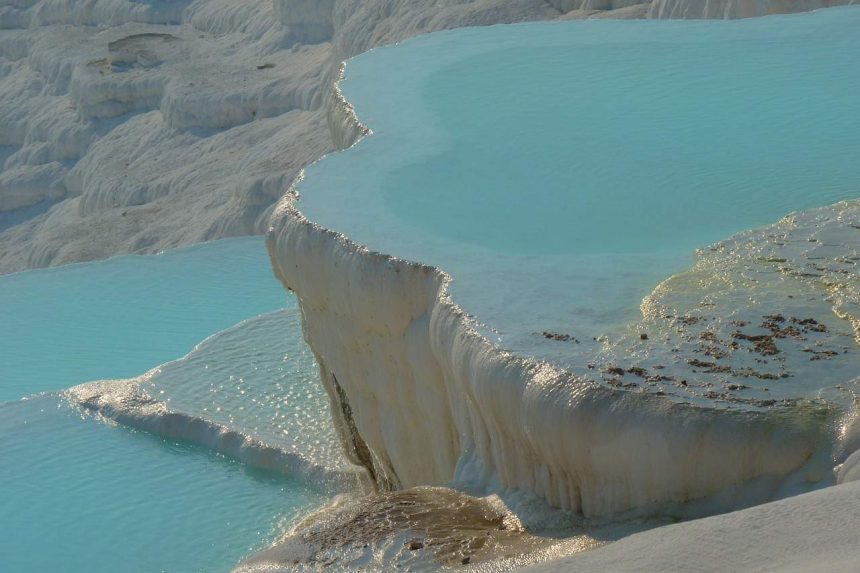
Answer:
xmin=267 ymin=189 xmax=836 ymax=518
xmin=266 ymin=85 xmax=846 ymax=516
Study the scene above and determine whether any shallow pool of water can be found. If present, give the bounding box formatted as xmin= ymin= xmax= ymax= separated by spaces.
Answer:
xmin=144 ymin=309 xmax=345 ymax=474
xmin=0 ymin=238 xmax=335 ymax=572
xmin=0 ymin=237 xmax=290 ymax=402
xmin=298 ymin=8 xmax=860 ymax=402
xmin=0 ymin=395 xmax=323 ymax=573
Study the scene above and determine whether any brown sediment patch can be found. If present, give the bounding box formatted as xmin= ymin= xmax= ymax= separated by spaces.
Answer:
xmin=688 ymin=359 xmax=732 ymax=373
xmin=805 ymin=349 xmax=839 ymax=361
xmin=732 ymin=331 xmax=780 ymax=356
xmin=541 ymin=331 xmax=579 ymax=343
xmin=235 ymin=487 xmax=605 ymax=571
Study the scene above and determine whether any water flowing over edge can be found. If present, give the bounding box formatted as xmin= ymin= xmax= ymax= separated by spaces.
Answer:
xmin=266 ymin=58 xmax=860 ymax=525
xmin=67 ymin=378 xmax=357 ymax=492
xmin=64 ymin=312 xmax=364 ymax=494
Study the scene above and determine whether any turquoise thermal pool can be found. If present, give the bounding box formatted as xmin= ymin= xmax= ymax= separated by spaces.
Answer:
xmin=0 ymin=238 xmax=339 ymax=572
xmin=297 ymin=8 xmax=860 ymax=408
xmin=0 ymin=237 xmax=289 ymax=401
xmin=0 ymin=394 xmax=323 ymax=573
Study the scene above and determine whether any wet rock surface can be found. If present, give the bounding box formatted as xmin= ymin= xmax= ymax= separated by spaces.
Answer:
xmin=576 ymin=201 xmax=860 ymax=410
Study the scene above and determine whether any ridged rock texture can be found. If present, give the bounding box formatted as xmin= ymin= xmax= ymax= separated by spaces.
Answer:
xmin=0 ymin=0 xmax=851 ymax=273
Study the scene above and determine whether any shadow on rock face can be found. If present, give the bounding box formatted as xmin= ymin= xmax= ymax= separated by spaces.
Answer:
xmin=107 ymin=33 xmax=181 ymax=69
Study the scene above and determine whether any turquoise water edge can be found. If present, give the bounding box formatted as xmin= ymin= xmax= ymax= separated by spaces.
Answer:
xmin=0 ymin=238 xmax=328 ymax=572
xmin=0 ymin=237 xmax=289 ymax=402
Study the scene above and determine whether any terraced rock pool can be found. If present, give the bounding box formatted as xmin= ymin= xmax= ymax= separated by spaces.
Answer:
xmin=298 ymin=7 xmax=860 ymax=409
xmin=2 ymin=7 xmax=860 ymax=573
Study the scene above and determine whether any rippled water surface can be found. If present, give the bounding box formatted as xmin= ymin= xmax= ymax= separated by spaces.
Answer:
xmin=145 ymin=309 xmax=344 ymax=473
xmin=0 ymin=395 xmax=323 ymax=573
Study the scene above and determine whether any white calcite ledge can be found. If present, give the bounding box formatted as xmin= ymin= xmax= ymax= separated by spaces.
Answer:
xmin=68 ymin=377 xmax=360 ymax=492
xmin=267 ymin=189 xmax=855 ymax=519
xmin=0 ymin=0 xmax=337 ymax=272
xmin=0 ymin=0 xmax=850 ymax=274
xmin=266 ymin=23 xmax=860 ymax=523
xmin=522 ymin=479 xmax=860 ymax=572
